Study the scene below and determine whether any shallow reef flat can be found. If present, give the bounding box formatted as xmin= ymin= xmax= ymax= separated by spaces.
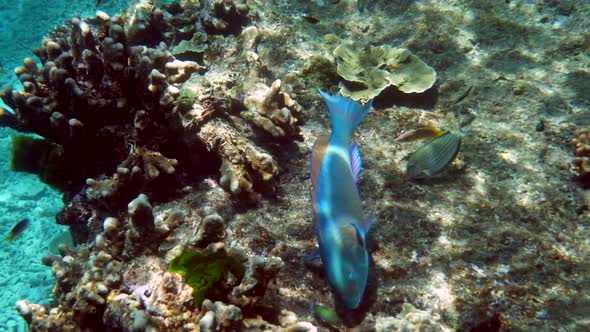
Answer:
xmin=1 ymin=0 xmax=590 ymax=331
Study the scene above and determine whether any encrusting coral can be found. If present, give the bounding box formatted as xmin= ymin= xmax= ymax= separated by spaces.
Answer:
xmin=326 ymin=34 xmax=437 ymax=101
xmin=572 ymin=127 xmax=590 ymax=186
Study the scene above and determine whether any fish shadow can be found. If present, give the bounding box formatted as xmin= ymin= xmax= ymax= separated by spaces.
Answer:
xmin=374 ymin=85 xmax=439 ymax=110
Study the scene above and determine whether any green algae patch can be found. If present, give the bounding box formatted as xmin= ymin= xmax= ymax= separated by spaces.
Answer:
xmin=10 ymin=135 xmax=68 ymax=192
xmin=168 ymin=250 xmax=245 ymax=306
xmin=327 ymin=35 xmax=437 ymax=101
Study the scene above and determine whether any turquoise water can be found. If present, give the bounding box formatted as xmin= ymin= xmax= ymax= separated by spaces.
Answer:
xmin=0 ymin=0 xmax=589 ymax=331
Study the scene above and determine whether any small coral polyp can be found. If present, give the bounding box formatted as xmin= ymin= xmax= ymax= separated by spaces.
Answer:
xmin=572 ymin=127 xmax=590 ymax=186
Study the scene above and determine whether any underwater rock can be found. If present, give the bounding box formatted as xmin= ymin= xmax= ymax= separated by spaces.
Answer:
xmin=326 ymin=35 xmax=437 ymax=101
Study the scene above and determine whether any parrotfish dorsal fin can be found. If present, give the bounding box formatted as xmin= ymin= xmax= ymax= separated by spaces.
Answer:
xmin=350 ymin=141 xmax=362 ymax=183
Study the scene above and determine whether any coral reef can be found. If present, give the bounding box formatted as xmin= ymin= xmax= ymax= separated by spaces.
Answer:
xmin=20 ymin=192 xmax=308 ymax=330
xmin=5 ymin=0 xmax=590 ymax=331
xmin=572 ymin=127 xmax=590 ymax=186
xmin=326 ymin=35 xmax=437 ymax=101
xmin=1 ymin=0 xmax=299 ymax=206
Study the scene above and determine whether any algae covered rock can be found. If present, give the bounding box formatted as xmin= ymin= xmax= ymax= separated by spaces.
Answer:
xmin=328 ymin=35 xmax=437 ymax=101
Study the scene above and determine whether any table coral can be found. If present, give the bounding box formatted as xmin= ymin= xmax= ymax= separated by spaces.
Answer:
xmin=327 ymin=35 xmax=437 ymax=101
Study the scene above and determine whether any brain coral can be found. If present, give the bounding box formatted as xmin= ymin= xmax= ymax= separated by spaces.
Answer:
xmin=327 ymin=35 xmax=437 ymax=101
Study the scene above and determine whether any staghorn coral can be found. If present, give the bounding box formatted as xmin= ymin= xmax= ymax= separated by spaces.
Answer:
xmin=572 ymin=127 xmax=590 ymax=186
xmin=197 ymin=117 xmax=279 ymax=201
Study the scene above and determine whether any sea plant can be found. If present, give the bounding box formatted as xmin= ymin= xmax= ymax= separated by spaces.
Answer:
xmin=168 ymin=249 xmax=245 ymax=306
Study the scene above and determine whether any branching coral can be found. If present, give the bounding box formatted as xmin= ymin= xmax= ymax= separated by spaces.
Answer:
xmin=0 ymin=6 xmax=197 ymax=197
xmin=243 ymin=79 xmax=303 ymax=139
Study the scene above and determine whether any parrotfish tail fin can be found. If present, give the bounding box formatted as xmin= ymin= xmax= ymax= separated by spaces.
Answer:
xmin=350 ymin=142 xmax=362 ymax=182
xmin=318 ymin=89 xmax=373 ymax=139
xmin=6 ymin=233 xmax=13 ymax=242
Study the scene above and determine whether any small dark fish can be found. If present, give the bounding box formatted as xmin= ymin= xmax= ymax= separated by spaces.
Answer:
xmin=536 ymin=120 xmax=545 ymax=132
xmin=395 ymin=126 xmax=446 ymax=142
xmin=405 ymin=131 xmax=466 ymax=179
xmin=6 ymin=218 xmax=30 ymax=241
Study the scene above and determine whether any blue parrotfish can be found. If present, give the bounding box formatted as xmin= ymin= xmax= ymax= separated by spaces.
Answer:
xmin=309 ymin=89 xmax=373 ymax=309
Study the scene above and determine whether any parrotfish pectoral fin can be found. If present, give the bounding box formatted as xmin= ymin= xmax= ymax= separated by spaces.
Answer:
xmin=352 ymin=223 xmax=367 ymax=249
xmin=350 ymin=142 xmax=362 ymax=182
xmin=318 ymin=89 xmax=373 ymax=139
